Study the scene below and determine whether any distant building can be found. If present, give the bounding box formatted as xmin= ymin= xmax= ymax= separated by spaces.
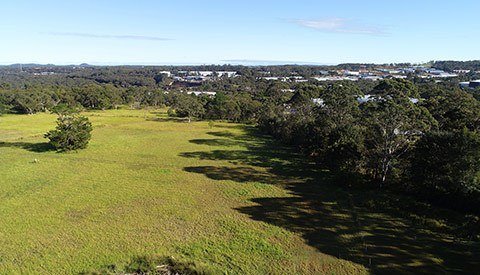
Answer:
xmin=357 ymin=94 xmax=374 ymax=103
xmin=197 ymin=71 xmax=214 ymax=77
xmin=401 ymin=68 xmax=416 ymax=74
xmin=454 ymin=70 xmax=471 ymax=74
xmin=313 ymin=76 xmax=358 ymax=82
xmin=159 ymin=71 xmax=171 ymax=77
xmin=187 ymin=91 xmax=217 ymax=97
xmin=470 ymin=80 xmax=480 ymax=88
xmin=311 ymin=98 xmax=325 ymax=106
xmin=357 ymin=94 xmax=419 ymax=104
xmin=217 ymin=71 xmax=237 ymax=78
xmin=427 ymin=69 xmax=458 ymax=78
xmin=362 ymin=75 xmax=383 ymax=81
xmin=459 ymin=80 xmax=480 ymax=89
xmin=259 ymin=76 xmax=289 ymax=82
xmin=344 ymin=70 xmax=360 ymax=76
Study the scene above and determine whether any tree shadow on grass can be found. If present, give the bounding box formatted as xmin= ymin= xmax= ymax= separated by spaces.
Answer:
xmin=146 ymin=117 xmax=188 ymax=123
xmin=184 ymin=166 xmax=281 ymax=185
xmin=189 ymin=139 xmax=244 ymax=147
xmin=239 ymin=182 xmax=480 ymax=274
xmin=0 ymin=141 xmax=54 ymax=153
xmin=180 ymin=126 xmax=480 ymax=274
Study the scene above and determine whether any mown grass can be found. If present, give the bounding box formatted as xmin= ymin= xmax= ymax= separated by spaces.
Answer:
xmin=0 ymin=109 xmax=478 ymax=274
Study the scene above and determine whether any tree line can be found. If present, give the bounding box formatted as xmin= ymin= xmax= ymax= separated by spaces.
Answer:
xmin=258 ymin=80 xmax=480 ymax=213
xmin=1 ymin=72 xmax=479 ymax=214
xmin=170 ymin=79 xmax=480 ymax=214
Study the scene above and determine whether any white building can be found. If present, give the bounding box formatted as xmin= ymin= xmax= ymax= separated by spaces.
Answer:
xmin=217 ymin=71 xmax=237 ymax=78
xmin=311 ymin=98 xmax=325 ymax=106
xmin=187 ymin=91 xmax=217 ymax=97
xmin=345 ymin=70 xmax=360 ymax=76
xmin=454 ymin=70 xmax=471 ymax=74
xmin=159 ymin=71 xmax=171 ymax=77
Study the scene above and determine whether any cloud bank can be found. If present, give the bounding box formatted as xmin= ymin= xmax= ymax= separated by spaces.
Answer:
xmin=292 ymin=18 xmax=387 ymax=35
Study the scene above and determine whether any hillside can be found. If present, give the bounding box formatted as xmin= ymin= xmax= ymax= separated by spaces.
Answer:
xmin=0 ymin=109 xmax=478 ymax=274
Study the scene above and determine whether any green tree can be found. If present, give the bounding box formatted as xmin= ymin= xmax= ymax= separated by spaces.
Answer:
xmin=411 ymin=130 xmax=480 ymax=211
xmin=311 ymin=84 xmax=364 ymax=173
xmin=362 ymin=80 xmax=436 ymax=184
xmin=172 ymin=94 xmax=205 ymax=122
xmin=45 ymin=110 xmax=93 ymax=151
xmin=422 ymin=88 xmax=480 ymax=132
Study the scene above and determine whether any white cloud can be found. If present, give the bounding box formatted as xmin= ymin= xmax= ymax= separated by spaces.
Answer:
xmin=292 ymin=18 xmax=387 ymax=35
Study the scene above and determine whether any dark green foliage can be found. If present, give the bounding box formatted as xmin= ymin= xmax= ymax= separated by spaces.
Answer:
xmin=0 ymin=89 xmax=57 ymax=114
xmin=172 ymin=94 xmax=205 ymax=122
xmin=320 ymin=124 xmax=365 ymax=173
xmin=123 ymin=87 xmax=167 ymax=108
xmin=361 ymin=82 xmax=435 ymax=183
xmin=82 ymin=255 xmax=213 ymax=275
xmin=432 ymin=60 xmax=480 ymax=72
xmin=0 ymin=102 xmax=10 ymax=114
xmin=255 ymin=78 xmax=480 ymax=213
xmin=421 ymin=88 xmax=480 ymax=131
xmin=410 ymin=130 xmax=480 ymax=211
xmin=125 ymin=256 xmax=158 ymax=274
xmin=74 ymin=84 xmax=122 ymax=110
xmin=372 ymin=78 xmax=421 ymax=98
xmin=310 ymin=84 xmax=364 ymax=173
xmin=206 ymin=92 xmax=260 ymax=123
xmin=288 ymin=84 xmax=323 ymax=106
xmin=50 ymin=103 xmax=83 ymax=115
xmin=45 ymin=113 xmax=93 ymax=151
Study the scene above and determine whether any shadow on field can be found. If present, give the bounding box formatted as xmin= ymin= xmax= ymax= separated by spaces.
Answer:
xmin=147 ymin=116 xmax=200 ymax=123
xmin=180 ymin=127 xmax=480 ymax=274
xmin=0 ymin=141 xmax=54 ymax=152
xmin=146 ymin=117 xmax=185 ymax=122
xmin=189 ymin=139 xmax=243 ymax=147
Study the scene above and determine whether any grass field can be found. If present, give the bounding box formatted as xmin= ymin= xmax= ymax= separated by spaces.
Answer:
xmin=0 ymin=109 xmax=478 ymax=274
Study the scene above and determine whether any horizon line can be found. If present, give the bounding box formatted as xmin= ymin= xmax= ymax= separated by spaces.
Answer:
xmin=0 ymin=59 xmax=478 ymax=67
xmin=0 ymin=61 xmax=449 ymax=67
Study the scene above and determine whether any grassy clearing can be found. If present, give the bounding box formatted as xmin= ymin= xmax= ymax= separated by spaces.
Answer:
xmin=0 ymin=109 xmax=478 ymax=274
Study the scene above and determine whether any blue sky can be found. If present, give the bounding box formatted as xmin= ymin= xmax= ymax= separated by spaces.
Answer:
xmin=1 ymin=0 xmax=479 ymax=65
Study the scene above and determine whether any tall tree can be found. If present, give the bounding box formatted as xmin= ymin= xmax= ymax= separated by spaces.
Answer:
xmin=362 ymin=80 xmax=436 ymax=184
xmin=411 ymin=130 xmax=480 ymax=211
xmin=172 ymin=94 xmax=205 ymax=122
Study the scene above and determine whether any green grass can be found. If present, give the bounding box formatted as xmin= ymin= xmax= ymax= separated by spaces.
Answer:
xmin=0 ymin=109 xmax=478 ymax=274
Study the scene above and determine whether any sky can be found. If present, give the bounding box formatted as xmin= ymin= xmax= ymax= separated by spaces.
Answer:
xmin=0 ymin=0 xmax=479 ymax=65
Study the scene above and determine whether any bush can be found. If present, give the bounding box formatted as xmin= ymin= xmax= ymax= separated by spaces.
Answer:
xmin=45 ymin=113 xmax=93 ymax=151
xmin=167 ymin=107 xmax=176 ymax=117
xmin=410 ymin=130 xmax=480 ymax=212
xmin=173 ymin=94 xmax=205 ymax=122
xmin=81 ymin=255 xmax=214 ymax=275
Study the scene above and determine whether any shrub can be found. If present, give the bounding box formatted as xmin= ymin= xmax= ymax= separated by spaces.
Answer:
xmin=81 ymin=255 xmax=214 ymax=275
xmin=45 ymin=113 xmax=93 ymax=151
xmin=173 ymin=94 xmax=205 ymax=122
xmin=410 ymin=130 xmax=480 ymax=212
xmin=167 ymin=107 xmax=176 ymax=117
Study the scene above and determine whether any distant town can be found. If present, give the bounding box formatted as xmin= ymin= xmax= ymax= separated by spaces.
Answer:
xmin=1 ymin=62 xmax=480 ymax=100
xmin=3 ymin=62 xmax=480 ymax=89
